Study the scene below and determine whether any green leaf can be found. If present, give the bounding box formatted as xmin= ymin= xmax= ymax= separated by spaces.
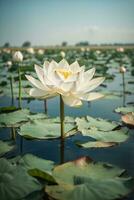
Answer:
xmin=0 ymin=109 xmax=48 ymax=127
xmin=115 ymin=106 xmax=134 ymax=114
xmin=81 ymin=128 xmax=129 ymax=143
xmin=0 ymin=158 xmax=42 ymax=200
xmin=0 ymin=109 xmax=30 ymax=127
xmin=75 ymin=141 xmax=116 ymax=148
xmin=75 ymin=116 xmax=118 ymax=132
xmin=0 ymin=140 xmax=15 ymax=156
xmin=19 ymin=119 xmax=76 ymax=139
xmin=0 ymin=106 xmax=17 ymax=113
xmin=46 ymin=157 xmax=133 ymax=200
xmin=10 ymin=154 xmax=56 ymax=183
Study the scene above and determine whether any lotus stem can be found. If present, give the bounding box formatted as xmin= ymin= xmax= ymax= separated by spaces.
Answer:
xmin=60 ymin=95 xmax=64 ymax=139
xmin=11 ymin=127 xmax=16 ymax=140
xmin=122 ymin=73 xmax=126 ymax=106
xmin=60 ymin=138 xmax=64 ymax=164
xmin=44 ymin=99 xmax=47 ymax=114
xmin=18 ymin=66 xmax=22 ymax=109
xmin=10 ymin=75 xmax=14 ymax=105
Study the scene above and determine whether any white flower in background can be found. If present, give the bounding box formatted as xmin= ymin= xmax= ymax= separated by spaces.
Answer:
xmin=6 ymin=61 xmax=12 ymax=67
xmin=119 ymin=66 xmax=126 ymax=73
xmin=86 ymin=47 xmax=90 ymax=51
xmin=13 ymin=51 xmax=23 ymax=62
xmin=81 ymin=47 xmax=85 ymax=52
xmin=27 ymin=48 xmax=35 ymax=54
xmin=3 ymin=48 xmax=11 ymax=54
xmin=116 ymin=47 xmax=124 ymax=52
xmin=96 ymin=50 xmax=101 ymax=54
xmin=38 ymin=49 xmax=44 ymax=55
xmin=26 ymin=59 xmax=105 ymax=107
xmin=60 ymin=51 xmax=66 ymax=58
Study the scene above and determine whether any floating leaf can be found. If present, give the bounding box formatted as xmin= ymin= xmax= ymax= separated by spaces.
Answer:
xmin=0 ymin=106 xmax=17 ymax=113
xmin=0 ymin=109 xmax=30 ymax=127
xmin=122 ymin=112 xmax=134 ymax=127
xmin=76 ymin=141 xmax=116 ymax=148
xmin=0 ymin=158 xmax=42 ymax=200
xmin=81 ymin=127 xmax=129 ymax=143
xmin=0 ymin=109 xmax=47 ymax=127
xmin=10 ymin=154 xmax=55 ymax=183
xmin=75 ymin=116 xmax=118 ymax=132
xmin=0 ymin=140 xmax=15 ymax=156
xmin=19 ymin=119 xmax=76 ymax=139
xmin=46 ymin=157 xmax=133 ymax=200
xmin=115 ymin=106 xmax=134 ymax=114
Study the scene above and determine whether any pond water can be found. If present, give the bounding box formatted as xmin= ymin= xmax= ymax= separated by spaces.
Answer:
xmin=0 ymin=48 xmax=134 ymax=200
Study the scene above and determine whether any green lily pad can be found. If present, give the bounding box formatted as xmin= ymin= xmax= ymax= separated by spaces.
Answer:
xmin=75 ymin=141 xmax=116 ymax=148
xmin=46 ymin=156 xmax=133 ymax=200
xmin=0 ymin=109 xmax=30 ymax=127
xmin=75 ymin=116 xmax=118 ymax=132
xmin=10 ymin=154 xmax=55 ymax=183
xmin=80 ymin=128 xmax=129 ymax=143
xmin=19 ymin=119 xmax=76 ymax=139
xmin=0 ymin=140 xmax=15 ymax=156
xmin=0 ymin=106 xmax=18 ymax=113
xmin=115 ymin=106 xmax=134 ymax=114
xmin=0 ymin=158 xmax=42 ymax=200
xmin=0 ymin=109 xmax=48 ymax=127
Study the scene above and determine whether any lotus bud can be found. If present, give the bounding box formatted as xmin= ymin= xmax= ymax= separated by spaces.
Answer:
xmin=60 ymin=51 xmax=66 ymax=58
xmin=117 ymin=47 xmax=124 ymax=52
xmin=13 ymin=51 xmax=23 ymax=62
xmin=38 ymin=49 xmax=44 ymax=55
xmin=27 ymin=48 xmax=34 ymax=54
xmin=6 ymin=61 xmax=12 ymax=67
xmin=119 ymin=66 xmax=126 ymax=73
xmin=96 ymin=50 xmax=101 ymax=54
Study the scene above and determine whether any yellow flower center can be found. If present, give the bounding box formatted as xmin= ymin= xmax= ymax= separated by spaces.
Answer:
xmin=56 ymin=68 xmax=72 ymax=79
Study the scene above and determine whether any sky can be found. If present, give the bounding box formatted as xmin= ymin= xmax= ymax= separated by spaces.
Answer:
xmin=0 ymin=0 xmax=134 ymax=46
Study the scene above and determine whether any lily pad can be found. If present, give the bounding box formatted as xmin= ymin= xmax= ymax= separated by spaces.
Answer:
xmin=10 ymin=154 xmax=55 ymax=183
xmin=122 ymin=112 xmax=134 ymax=127
xmin=46 ymin=156 xmax=133 ymax=200
xmin=80 ymin=127 xmax=129 ymax=143
xmin=0 ymin=109 xmax=30 ymax=127
xmin=0 ymin=140 xmax=15 ymax=156
xmin=75 ymin=141 xmax=116 ymax=148
xmin=19 ymin=119 xmax=76 ymax=139
xmin=0 ymin=106 xmax=17 ymax=113
xmin=115 ymin=106 xmax=134 ymax=114
xmin=75 ymin=116 xmax=118 ymax=132
xmin=0 ymin=109 xmax=48 ymax=127
xmin=0 ymin=158 xmax=42 ymax=200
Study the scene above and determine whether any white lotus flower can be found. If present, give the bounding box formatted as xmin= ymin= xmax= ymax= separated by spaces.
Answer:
xmin=27 ymin=48 xmax=34 ymax=54
xmin=60 ymin=51 xmax=66 ymax=58
xmin=13 ymin=51 xmax=23 ymax=62
xmin=6 ymin=61 xmax=12 ymax=67
xmin=119 ymin=66 xmax=126 ymax=73
xmin=38 ymin=49 xmax=44 ymax=55
xmin=26 ymin=59 xmax=105 ymax=107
